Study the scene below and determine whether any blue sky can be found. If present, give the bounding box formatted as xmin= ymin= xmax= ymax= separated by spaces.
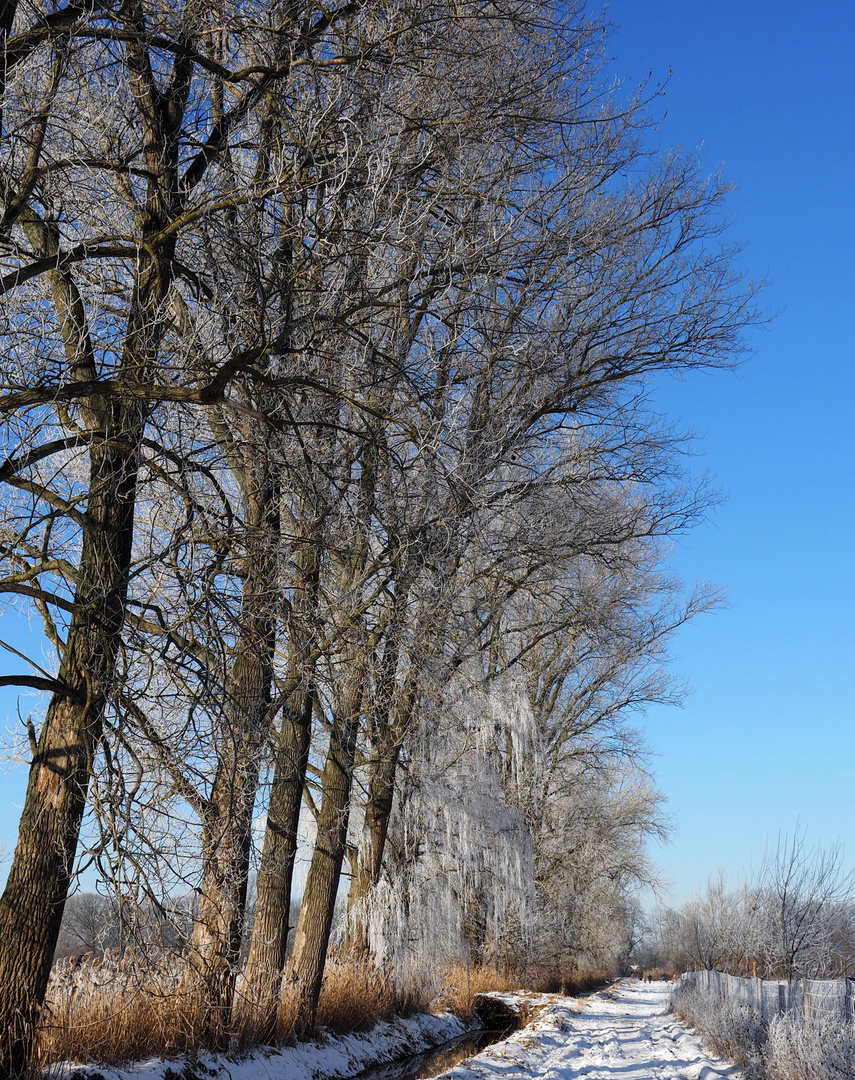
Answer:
xmin=1 ymin=2 xmax=853 ymax=907
xmin=599 ymin=0 xmax=855 ymax=903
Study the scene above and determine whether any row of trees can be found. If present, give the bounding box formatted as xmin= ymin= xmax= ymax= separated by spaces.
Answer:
xmin=645 ymin=833 xmax=855 ymax=980
xmin=0 ymin=0 xmax=755 ymax=1072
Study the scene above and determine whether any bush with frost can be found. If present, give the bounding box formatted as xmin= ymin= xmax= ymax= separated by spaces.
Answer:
xmin=671 ymin=982 xmax=766 ymax=1079
xmin=672 ymin=982 xmax=855 ymax=1080
xmin=765 ymin=1010 xmax=855 ymax=1080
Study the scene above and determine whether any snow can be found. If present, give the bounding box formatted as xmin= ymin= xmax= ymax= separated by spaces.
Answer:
xmin=439 ymin=981 xmax=742 ymax=1080
xmin=52 ymin=981 xmax=741 ymax=1080
xmin=54 ymin=1010 xmax=467 ymax=1080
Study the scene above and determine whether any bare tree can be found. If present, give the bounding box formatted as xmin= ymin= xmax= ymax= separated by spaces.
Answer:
xmin=756 ymin=829 xmax=855 ymax=980
xmin=0 ymin=0 xmax=760 ymax=1065
xmin=0 ymin=0 xmax=365 ymax=1065
xmin=53 ymin=892 xmax=119 ymax=959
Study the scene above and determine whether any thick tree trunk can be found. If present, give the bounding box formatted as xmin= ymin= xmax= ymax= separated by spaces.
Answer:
xmin=235 ymin=687 xmax=312 ymax=1042
xmin=286 ymin=661 xmax=365 ymax=1038
xmin=0 ymin=427 xmax=140 ymax=1077
xmin=190 ymin=759 xmax=260 ymax=1046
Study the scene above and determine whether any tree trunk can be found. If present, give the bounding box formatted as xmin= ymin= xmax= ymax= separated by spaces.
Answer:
xmin=234 ymin=518 xmax=321 ymax=1042
xmin=286 ymin=660 xmax=365 ymax=1038
xmin=0 ymin=424 xmax=140 ymax=1077
xmin=345 ymin=745 xmax=401 ymax=955
xmin=235 ymin=686 xmax=312 ymax=1042
xmin=345 ymin=612 xmax=419 ymax=955
xmin=190 ymin=758 xmax=260 ymax=1047
xmin=0 ymin=93 xmax=177 ymax=1061
xmin=189 ymin=463 xmax=279 ymax=1047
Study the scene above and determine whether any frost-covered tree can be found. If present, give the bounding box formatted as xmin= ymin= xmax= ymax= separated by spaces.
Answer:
xmin=354 ymin=673 xmax=537 ymax=993
xmin=755 ymin=830 xmax=855 ymax=980
xmin=0 ymin=0 xmax=760 ymax=1065
xmin=649 ymin=835 xmax=855 ymax=978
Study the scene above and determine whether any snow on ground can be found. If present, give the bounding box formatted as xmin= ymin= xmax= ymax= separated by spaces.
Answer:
xmin=56 ymin=1010 xmax=467 ymax=1080
xmin=440 ymin=980 xmax=742 ymax=1080
xmin=56 ymin=980 xmax=740 ymax=1080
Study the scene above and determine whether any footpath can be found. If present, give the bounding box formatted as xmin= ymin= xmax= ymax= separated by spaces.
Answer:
xmin=442 ymin=980 xmax=741 ymax=1080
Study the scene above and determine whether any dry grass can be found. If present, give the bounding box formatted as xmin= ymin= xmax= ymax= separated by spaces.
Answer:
xmin=641 ymin=966 xmax=679 ymax=982
xmin=34 ymin=952 xmax=204 ymax=1070
xmin=525 ymin=965 xmax=611 ymax=997
xmin=437 ymin=962 xmax=610 ymax=1022
xmin=438 ymin=963 xmax=521 ymax=1021
xmin=276 ymin=953 xmax=403 ymax=1039
xmin=37 ymin=950 xmax=408 ymax=1066
xmin=32 ymin=952 xmax=610 ymax=1070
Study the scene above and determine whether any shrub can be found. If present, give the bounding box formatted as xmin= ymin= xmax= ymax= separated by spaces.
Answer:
xmin=671 ymin=982 xmax=766 ymax=1079
xmin=671 ymin=982 xmax=855 ymax=1080
xmin=765 ymin=1010 xmax=855 ymax=1080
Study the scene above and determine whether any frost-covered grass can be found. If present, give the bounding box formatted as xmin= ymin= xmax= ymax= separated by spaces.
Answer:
xmin=671 ymin=982 xmax=766 ymax=1078
xmin=671 ymin=982 xmax=855 ymax=1080
xmin=765 ymin=1010 xmax=855 ymax=1080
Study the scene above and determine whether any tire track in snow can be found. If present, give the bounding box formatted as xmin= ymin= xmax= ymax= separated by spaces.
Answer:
xmin=439 ymin=980 xmax=742 ymax=1080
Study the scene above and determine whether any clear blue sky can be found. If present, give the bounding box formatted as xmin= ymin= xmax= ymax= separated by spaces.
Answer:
xmin=1 ymin=2 xmax=853 ymax=906
xmin=600 ymin=0 xmax=855 ymax=903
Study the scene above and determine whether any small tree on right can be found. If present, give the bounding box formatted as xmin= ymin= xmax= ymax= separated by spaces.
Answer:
xmin=754 ymin=828 xmax=855 ymax=981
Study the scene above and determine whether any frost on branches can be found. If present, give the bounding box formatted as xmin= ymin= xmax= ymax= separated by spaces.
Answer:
xmin=349 ymin=670 xmax=663 ymax=989
xmin=351 ymin=673 xmax=536 ymax=991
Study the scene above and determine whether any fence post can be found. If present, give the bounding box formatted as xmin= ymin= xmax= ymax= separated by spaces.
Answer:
xmin=803 ymin=980 xmax=810 ymax=1022
xmin=846 ymin=978 xmax=853 ymax=1024
xmin=778 ymin=982 xmax=785 ymax=1017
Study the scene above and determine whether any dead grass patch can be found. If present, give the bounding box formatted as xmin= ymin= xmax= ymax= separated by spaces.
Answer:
xmin=437 ymin=963 xmax=610 ymax=1023
xmin=32 ymin=952 xmax=610 ymax=1069
xmin=276 ymin=953 xmax=404 ymax=1039
xmin=34 ymin=952 xmax=203 ymax=1070
xmin=641 ymin=966 xmax=679 ymax=982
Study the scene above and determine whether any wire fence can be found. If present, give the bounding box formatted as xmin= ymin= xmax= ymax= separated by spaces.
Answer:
xmin=682 ymin=969 xmax=855 ymax=1024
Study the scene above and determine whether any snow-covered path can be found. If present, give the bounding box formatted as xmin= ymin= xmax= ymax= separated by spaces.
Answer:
xmin=442 ymin=981 xmax=742 ymax=1080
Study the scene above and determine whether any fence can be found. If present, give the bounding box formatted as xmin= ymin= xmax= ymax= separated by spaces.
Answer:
xmin=682 ymin=969 xmax=855 ymax=1024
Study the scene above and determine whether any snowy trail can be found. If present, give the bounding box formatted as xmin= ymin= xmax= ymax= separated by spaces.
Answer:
xmin=441 ymin=981 xmax=742 ymax=1080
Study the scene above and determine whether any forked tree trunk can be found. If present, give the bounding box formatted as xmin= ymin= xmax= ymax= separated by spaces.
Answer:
xmin=286 ymin=660 xmax=365 ymax=1038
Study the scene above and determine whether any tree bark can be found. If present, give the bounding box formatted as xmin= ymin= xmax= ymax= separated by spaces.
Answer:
xmin=0 ymin=419 xmax=141 ymax=1076
xmin=189 ymin=460 xmax=279 ymax=1047
xmin=286 ymin=659 xmax=365 ymax=1038
xmin=235 ymin=687 xmax=312 ymax=1042
xmin=234 ymin=529 xmax=320 ymax=1043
